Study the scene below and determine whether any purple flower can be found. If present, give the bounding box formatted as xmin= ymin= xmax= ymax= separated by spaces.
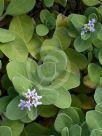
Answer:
xmin=81 ymin=27 xmax=88 ymax=36
xmin=81 ymin=18 xmax=96 ymax=36
xmin=24 ymin=100 xmax=32 ymax=111
xmin=18 ymin=89 xmax=42 ymax=111
xmin=91 ymin=18 xmax=96 ymax=23
xmin=24 ymin=89 xmax=36 ymax=99
xmin=89 ymin=26 xmax=95 ymax=32
xmin=18 ymin=100 xmax=27 ymax=110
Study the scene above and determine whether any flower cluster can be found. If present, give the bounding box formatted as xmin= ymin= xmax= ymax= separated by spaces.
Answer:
xmin=81 ymin=18 xmax=96 ymax=36
xmin=18 ymin=89 xmax=42 ymax=111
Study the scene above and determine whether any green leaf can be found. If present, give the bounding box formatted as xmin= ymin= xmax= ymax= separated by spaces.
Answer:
xmin=1 ymin=74 xmax=12 ymax=90
xmin=44 ymin=0 xmax=54 ymax=7
xmin=60 ymin=107 xmax=80 ymax=124
xmin=54 ymin=113 xmax=72 ymax=133
xmin=25 ymin=58 xmax=38 ymax=82
xmin=0 ymin=50 xmax=3 ymax=58
xmin=39 ymin=105 xmax=58 ymax=118
xmin=53 ymin=27 xmax=71 ymax=50
xmin=1 ymin=118 xmax=24 ymax=136
xmin=0 ymin=96 xmax=11 ymax=113
xmin=71 ymin=14 xmax=87 ymax=30
xmin=95 ymin=102 xmax=102 ymax=113
xmin=67 ymin=18 xmax=79 ymax=38
xmin=43 ymin=49 xmax=68 ymax=75
xmin=71 ymin=95 xmax=81 ymax=108
xmin=6 ymin=0 xmax=36 ymax=16
xmin=0 ymin=28 xmax=15 ymax=43
xmin=0 ymin=126 xmax=12 ymax=136
xmin=66 ymin=48 xmax=88 ymax=70
xmin=12 ymin=75 xmax=33 ymax=95
xmin=21 ymin=115 xmax=33 ymax=123
xmin=82 ymin=0 xmax=100 ymax=6
xmin=9 ymin=15 xmax=34 ymax=43
xmin=84 ymin=7 xmax=99 ymax=17
xmin=96 ymin=30 xmax=102 ymax=41
xmin=0 ymin=34 xmax=28 ymax=62
xmin=50 ymin=63 xmax=80 ymax=91
xmin=7 ymin=58 xmax=37 ymax=82
xmin=6 ymin=96 xmax=27 ymax=120
xmin=7 ymin=87 xmax=18 ymax=97
xmin=98 ymin=5 xmax=102 ymax=16
xmin=91 ymin=129 xmax=102 ymax=136
xmin=7 ymin=59 xmax=38 ymax=94
xmin=28 ymin=107 xmax=37 ymax=120
xmin=81 ymin=122 xmax=90 ymax=136
xmin=21 ymin=122 xmax=52 ymax=136
xmin=36 ymin=24 xmax=49 ymax=36
xmin=88 ymin=13 xmax=98 ymax=22
xmin=98 ymin=49 xmax=102 ymax=65
xmin=81 ymin=33 xmax=91 ymax=41
xmin=56 ymin=14 xmax=68 ymax=28
xmin=38 ymin=88 xmax=56 ymax=105
xmin=61 ymin=127 xmax=69 ymax=136
xmin=86 ymin=110 xmax=102 ymax=130
xmin=40 ymin=38 xmax=59 ymax=58
xmin=54 ymin=88 xmax=71 ymax=109
xmin=37 ymin=62 xmax=56 ymax=83
xmin=62 ymin=63 xmax=80 ymax=90
xmin=57 ymin=0 xmax=67 ymax=7
xmin=88 ymin=63 xmax=102 ymax=84
xmin=39 ymin=87 xmax=71 ymax=108
xmin=40 ymin=9 xmax=56 ymax=30
xmin=27 ymin=35 xmax=42 ymax=59
xmin=75 ymin=108 xmax=84 ymax=122
xmin=74 ymin=37 xmax=92 ymax=52
xmin=69 ymin=125 xmax=82 ymax=136
xmin=7 ymin=61 xmax=27 ymax=81
xmin=0 ymin=0 xmax=4 ymax=16
xmin=93 ymin=38 xmax=102 ymax=48
xmin=94 ymin=87 xmax=102 ymax=104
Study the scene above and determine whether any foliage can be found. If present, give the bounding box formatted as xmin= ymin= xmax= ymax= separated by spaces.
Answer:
xmin=0 ymin=0 xmax=102 ymax=136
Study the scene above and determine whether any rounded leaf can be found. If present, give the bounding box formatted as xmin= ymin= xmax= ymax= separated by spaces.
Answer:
xmin=0 ymin=28 xmax=15 ymax=43
xmin=44 ymin=0 xmax=54 ymax=7
xmin=91 ymin=129 xmax=102 ymax=136
xmin=36 ymin=24 xmax=49 ymax=36
xmin=69 ymin=125 xmax=82 ymax=136
xmin=0 ymin=0 xmax=4 ymax=16
xmin=0 ymin=34 xmax=28 ymax=62
xmin=71 ymin=14 xmax=87 ymax=30
xmin=88 ymin=63 xmax=102 ymax=84
xmin=6 ymin=0 xmax=36 ymax=15
xmin=1 ymin=119 xmax=24 ymax=136
xmin=66 ymin=48 xmax=88 ymax=70
xmin=6 ymin=96 xmax=27 ymax=120
xmin=0 ymin=126 xmax=12 ymax=136
xmin=98 ymin=49 xmax=102 ymax=65
xmin=54 ymin=113 xmax=72 ymax=133
xmin=94 ymin=87 xmax=102 ymax=104
xmin=9 ymin=15 xmax=34 ymax=43
xmin=40 ymin=9 xmax=56 ymax=29
xmin=39 ymin=105 xmax=58 ymax=118
xmin=86 ymin=110 xmax=102 ymax=130
xmin=82 ymin=0 xmax=99 ymax=6
xmin=61 ymin=127 xmax=69 ymax=136
xmin=74 ymin=37 xmax=92 ymax=52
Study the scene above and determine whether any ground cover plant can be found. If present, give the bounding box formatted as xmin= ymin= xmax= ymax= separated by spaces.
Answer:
xmin=1 ymin=0 xmax=102 ymax=136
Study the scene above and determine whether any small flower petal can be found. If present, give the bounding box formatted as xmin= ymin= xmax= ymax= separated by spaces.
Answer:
xmin=18 ymin=89 xmax=42 ymax=111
